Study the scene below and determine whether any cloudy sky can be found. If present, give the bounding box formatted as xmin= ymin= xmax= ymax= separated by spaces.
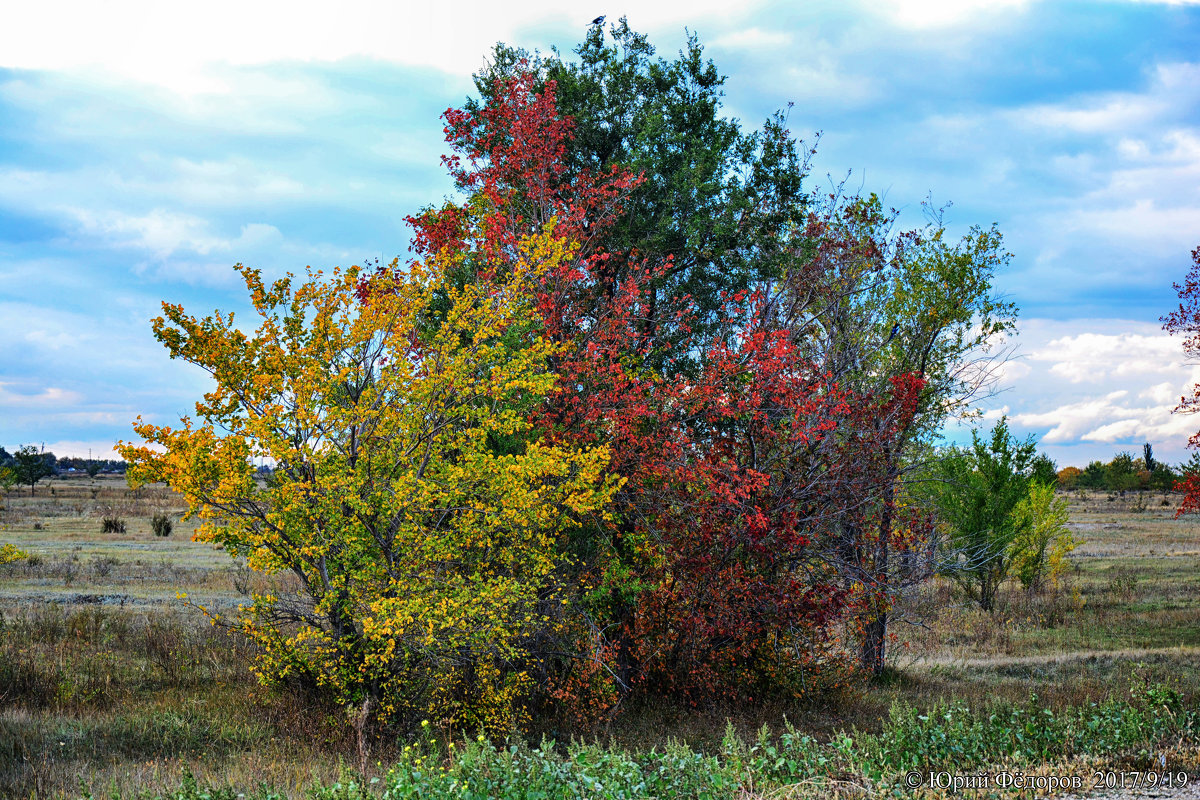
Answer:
xmin=1 ymin=0 xmax=1198 ymax=466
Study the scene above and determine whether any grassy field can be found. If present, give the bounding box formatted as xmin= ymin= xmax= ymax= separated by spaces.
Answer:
xmin=1 ymin=477 xmax=1198 ymax=797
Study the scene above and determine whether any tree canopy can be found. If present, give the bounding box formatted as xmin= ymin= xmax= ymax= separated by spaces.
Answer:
xmin=121 ymin=22 xmax=1024 ymax=728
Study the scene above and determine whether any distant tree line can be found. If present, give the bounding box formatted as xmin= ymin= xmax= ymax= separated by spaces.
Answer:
xmin=1053 ymin=443 xmax=1181 ymax=493
xmin=0 ymin=446 xmax=127 ymax=496
xmin=53 ymin=455 xmax=128 ymax=474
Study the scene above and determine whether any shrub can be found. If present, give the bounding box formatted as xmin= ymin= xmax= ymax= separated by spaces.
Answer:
xmin=119 ymin=228 xmax=620 ymax=733
xmin=0 ymin=543 xmax=29 ymax=565
xmin=1010 ymin=482 xmax=1077 ymax=592
xmin=926 ymin=418 xmax=1037 ymax=611
xmin=151 ymin=512 xmax=173 ymax=537
xmin=101 ymin=516 xmax=126 ymax=533
xmin=90 ymin=556 xmax=118 ymax=578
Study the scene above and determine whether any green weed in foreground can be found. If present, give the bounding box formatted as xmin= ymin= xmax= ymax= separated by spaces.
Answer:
xmin=94 ymin=681 xmax=1198 ymax=800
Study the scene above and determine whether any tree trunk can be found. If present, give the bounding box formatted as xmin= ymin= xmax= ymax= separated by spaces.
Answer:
xmin=860 ymin=454 xmax=894 ymax=678
xmin=860 ymin=607 xmax=887 ymax=678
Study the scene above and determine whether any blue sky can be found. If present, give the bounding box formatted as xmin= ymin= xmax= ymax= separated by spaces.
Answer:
xmin=1 ymin=0 xmax=1198 ymax=467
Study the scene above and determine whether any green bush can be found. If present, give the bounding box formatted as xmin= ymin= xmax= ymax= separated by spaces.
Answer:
xmin=101 ymin=516 xmax=126 ymax=534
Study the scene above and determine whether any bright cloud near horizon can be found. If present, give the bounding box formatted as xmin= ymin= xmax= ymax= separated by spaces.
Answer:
xmin=1 ymin=0 xmax=1198 ymax=466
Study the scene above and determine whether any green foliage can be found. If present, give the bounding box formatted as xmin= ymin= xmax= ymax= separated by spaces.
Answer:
xmin=138 ymin=682 xmax=1198 ymax=799
xmin=473 ymin=19 xmax=810 ymax=374
xmin=1107 ymin=451 xmax=1139 ymax=492
xmin=784 ymin=194 xmax=1017 ymax=674
xmin=1029 ymin=453 xmax=1057 ymax=486
xmin=300 ymin=734 xmax=736 ymax=800
xmin=1150 ymin=463 xmax=1178 ymax=493
xmin=1059 ymin=450 xmax=1179 ymax=492
xmin=1081 ymin=460 xmax=1108 ymax=489
xmin=928 ymin=418 xmax=1036 ymax=611
xmin=0 ymin=465 xmax=16 ymax=493
xmin=1180 ymin=452 xmax=1200 ymax=482
xmin=12 ymin=444 xmax=54 ymax=496
xmin=864 ymin=691 xmax=1191 ymax=777
xmin=1010 ymin=482 xmax=1077 ymax=592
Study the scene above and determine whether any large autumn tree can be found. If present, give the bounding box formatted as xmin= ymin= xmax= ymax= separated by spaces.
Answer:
xmin=119 ymin=222 xmax=620 ymax=733
xmin=400 ymin=16 xmax=1021 ymax=691
xmin=383 ymin=68 xmax=870 ymax=706
xmin=400 ymin=64 xmax=949 ymax=702
xmin=464 ymin=23 xmax=1018 ymax=679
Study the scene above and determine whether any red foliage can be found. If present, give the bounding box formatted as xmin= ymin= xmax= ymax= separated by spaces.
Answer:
xmin=422 ymin=69 xmax=638 ymax=281
xmin=1161 ymin=246 xmax=1200 ymax=515
xmin=368 ymin=67 xmax=932 ymax=708
xmin=627 ymin=305 xmax=852 ymax=699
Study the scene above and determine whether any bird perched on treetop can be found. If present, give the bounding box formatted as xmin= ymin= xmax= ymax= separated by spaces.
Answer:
xmin=591 ymin=15 xmax=605 ymax=25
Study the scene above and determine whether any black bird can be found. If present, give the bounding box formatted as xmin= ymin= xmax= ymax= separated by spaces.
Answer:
xmin=591 ymin=15 xmax=605 ymax=25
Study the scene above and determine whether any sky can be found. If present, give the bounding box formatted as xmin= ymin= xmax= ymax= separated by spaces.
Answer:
xmin=1 ymin=0 xmax=1198 ymax=467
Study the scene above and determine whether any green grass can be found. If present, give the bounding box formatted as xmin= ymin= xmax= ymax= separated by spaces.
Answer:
xmin=86 ymin=684 xmax=1200 ymax=799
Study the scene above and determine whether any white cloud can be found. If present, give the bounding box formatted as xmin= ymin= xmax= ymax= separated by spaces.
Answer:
xmin=0 ymin=0 xmax=760 ymax=92
xmin=1084 ymin=418 xmax=1145 ymax=442
xmin=781 ymin=58 xmax=879 ymax=105
xmin=1139 ymin=381 xmax=1181 ymax=405
xmin=1011 ymin=389 xmax=1190 ymax=444
xmin=994 ymin=359 xmax=1032 ymax=383
xmin=1014 ymin=63 xmax=1200 ymax=136
xmin=1063 ymin=200 xmax=1200 ymax=250
xmin=877 ymin=0 xmax=1030 ymax=28
xmin=24 ymin=330 xmax=84 ymax=351
xmin=981 ymin=405 xmax=1011 ymax=421
xmin=150 ymin=158 xmax=309 ymax=204
xmin=69 ymin=208 xmax=228 ymax=258
xmin=712 ymin=28 xmax=792 ymax=50
xmin=0 ymin=383 xmax=83 ymax=407
xmin=1031 ymin=330 xmax=1189 ymax=384
xmin=0 ymin=160 xmax=314 ymax=219
xmin=0 ymin=162 xmax=361 ymax=285
xmin=988 ymin=319 xmax=1200 ymax=462
xmin=1021 ymin=94 xmax=1168 ymax=135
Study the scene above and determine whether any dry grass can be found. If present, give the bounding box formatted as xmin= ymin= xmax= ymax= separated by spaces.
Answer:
xmin=1 ymin=479 xmax=1198 ymax=796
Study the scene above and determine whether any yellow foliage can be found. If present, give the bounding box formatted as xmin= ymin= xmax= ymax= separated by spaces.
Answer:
xmin=0 ymin=543 xmax=29 ymax=565
xmin=118 ymin=218 xmax=619 ymax=730
xmin=1010 ymin=481 xmax=1078 ymax=592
